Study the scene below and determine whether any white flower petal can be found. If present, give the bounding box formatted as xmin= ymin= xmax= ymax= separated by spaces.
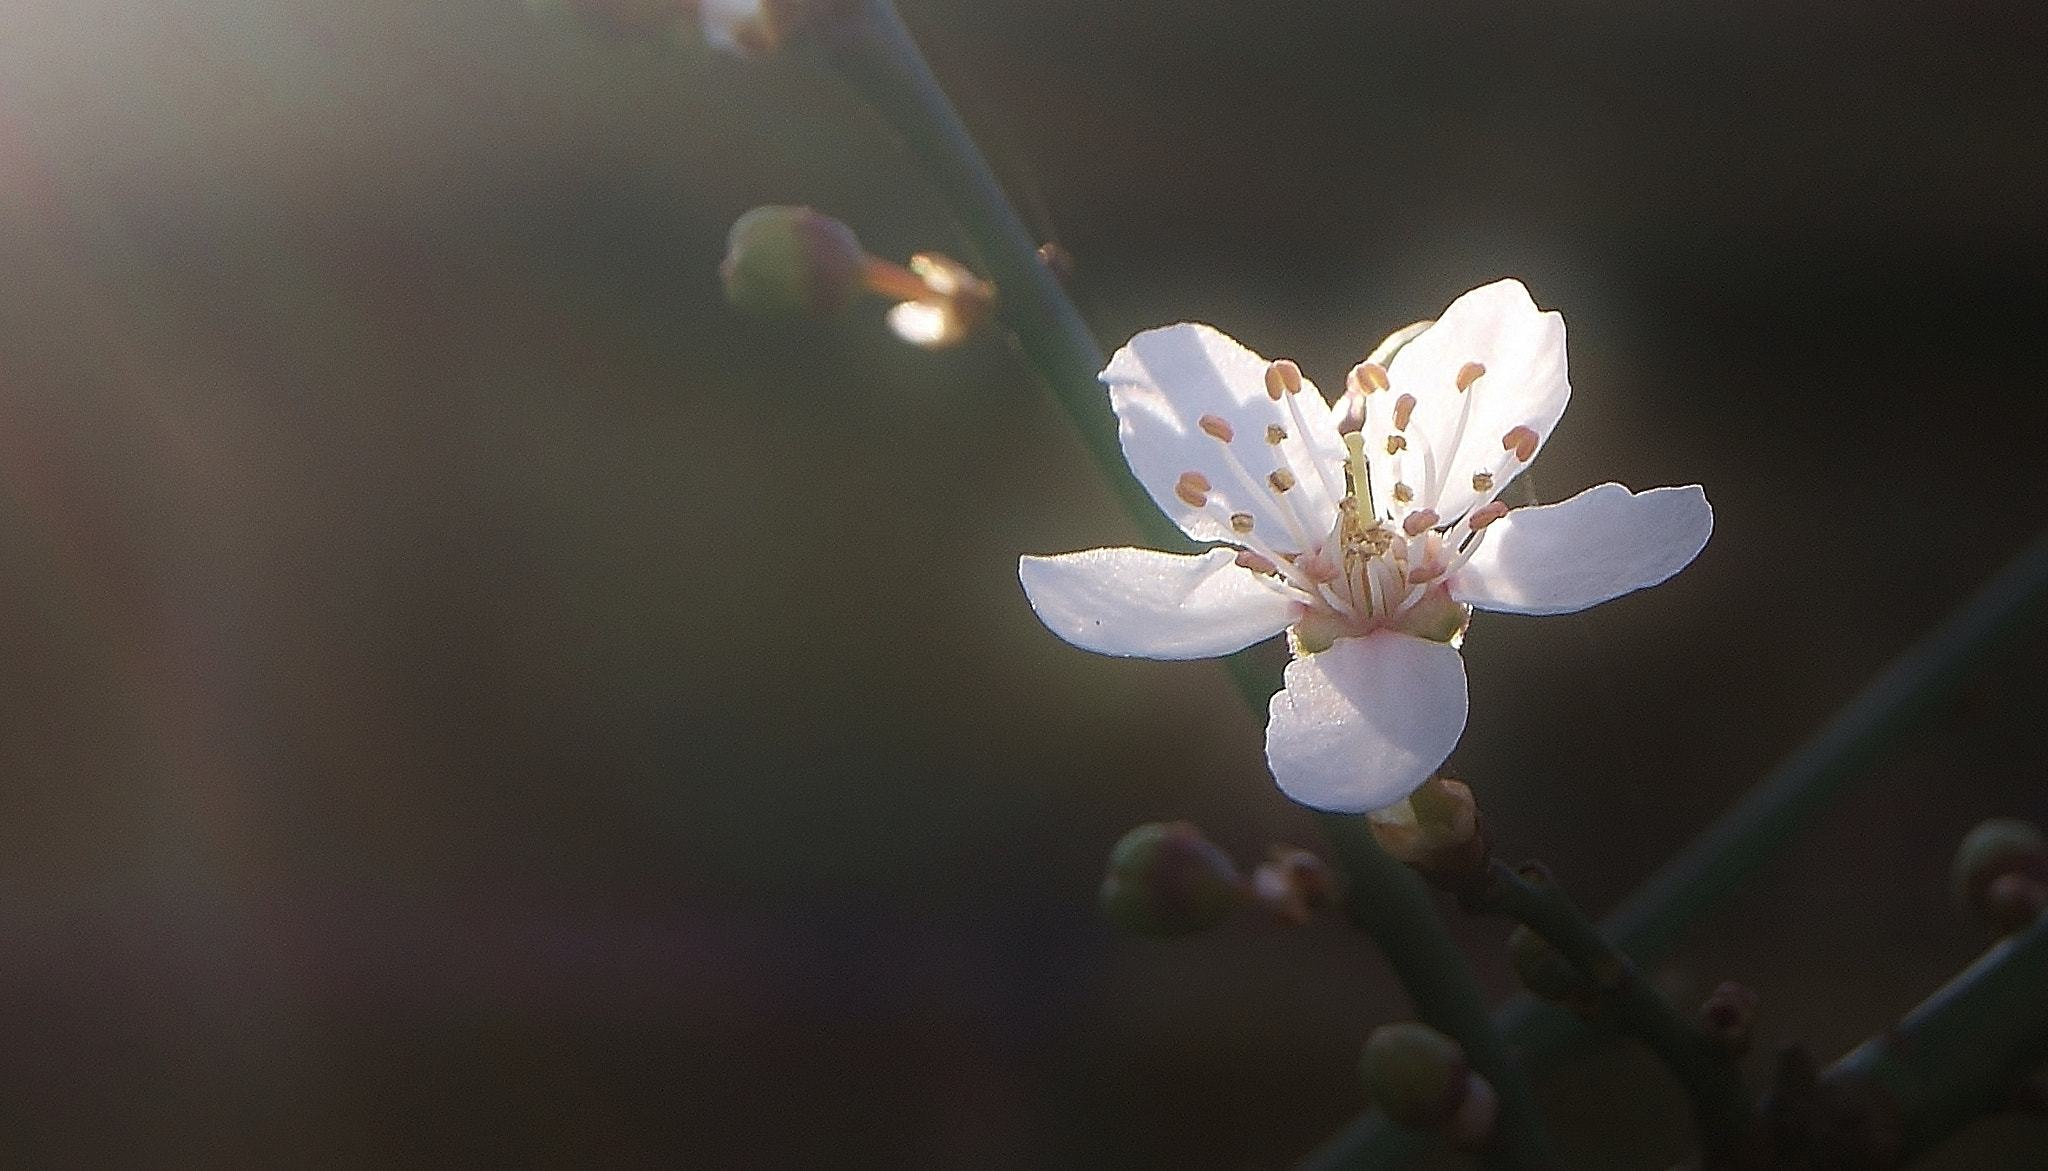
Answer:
xmin=1450 ymin=483 xmax=1712 ymax=616
xmin=1104 ymin=323 xmax=1347 ymax=553
xmin=1019 ymin=546 xmax=1300 ymax=660
xmin=1367 ymin=280 xmax=1568 ymax=526
xmin=1264 ymin=631 xmax=1468 ymax=813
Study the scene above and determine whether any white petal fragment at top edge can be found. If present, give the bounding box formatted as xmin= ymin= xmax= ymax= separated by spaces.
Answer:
xmin=1016 ymin=279 xmax=1713 ymax=813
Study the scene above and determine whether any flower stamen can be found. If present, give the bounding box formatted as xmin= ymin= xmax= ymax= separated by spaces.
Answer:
xmin=1393 ymin=394 xmax=1417 ymax=431
xmin=1502 ymin=425 xmax=1539 ymax=462
xmin=1402 ymin=509 xmax=1441 ymax=538
xmin=1351 ymin=362 xmax=1389 ymax=393
xmin=1265 ymin=359 xmax=1303 ymax=401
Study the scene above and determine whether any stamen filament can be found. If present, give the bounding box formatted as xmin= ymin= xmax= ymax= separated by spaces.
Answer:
xmin=1278 ymin=385 xmax=1345 ymax=507
xmin=1205 ymin=429 xmax=1317 ymax=553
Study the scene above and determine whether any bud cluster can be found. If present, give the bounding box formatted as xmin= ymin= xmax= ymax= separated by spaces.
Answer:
xmin=1098 ymin=822 xmax=1345 ymax=937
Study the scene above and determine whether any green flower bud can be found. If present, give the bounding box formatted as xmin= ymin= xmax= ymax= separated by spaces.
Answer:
xmin=1950 ymin=818 xmax=2048 ymax=933
xmin=1098 ymin=821 xmax=1244 ymax=938
xmin=719 ymin=205 xmax=868 ymax=320
xmin=1360 ymin=1023 xmax=1497 ymax=1150
xmin=1507 ymin=923 xmax=1597 ymax=1013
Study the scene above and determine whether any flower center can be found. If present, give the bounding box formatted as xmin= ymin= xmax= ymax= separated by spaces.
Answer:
xmin=1175 ymin=356 xmax=1545 ymax=654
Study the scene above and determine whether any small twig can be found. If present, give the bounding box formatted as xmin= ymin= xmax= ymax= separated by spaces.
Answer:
xmin=1472 ymin=859 xmax=1760 ymax=1167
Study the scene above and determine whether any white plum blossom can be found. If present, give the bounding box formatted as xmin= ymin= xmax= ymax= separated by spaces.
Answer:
xmin=1019 ymin=279 xmax=1712 ymax=813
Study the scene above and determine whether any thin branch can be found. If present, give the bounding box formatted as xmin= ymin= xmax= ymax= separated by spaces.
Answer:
xmin=1473 ymin=860 xmax=1759 ymax=1167
xmin=1822 ymin=909 xmax=2048 ymax=1163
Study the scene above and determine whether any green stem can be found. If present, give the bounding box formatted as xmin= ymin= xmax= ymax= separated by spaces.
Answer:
xmin=1826 ymin=910 xmax=2048 ymax=1161
xmin=1323 ymin=821 xmax=1560 ymax=1168
xmin=1303 ymin=524 xmax=2048 ymax=1169
xmin=818 ymin=4 xmax=1553 ymax=1165
xmin=1475 ymin=861 xmax=1757 ymax=1166
xmin=818 ymin=1 xmax=1180 ymax=554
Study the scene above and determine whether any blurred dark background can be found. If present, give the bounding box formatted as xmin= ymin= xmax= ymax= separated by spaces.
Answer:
xmin=0 ymin=0 xmax=2042 ymax=1166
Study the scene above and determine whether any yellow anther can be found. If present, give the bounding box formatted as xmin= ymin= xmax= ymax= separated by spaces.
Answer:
xmin=1502 ymin=425 xmax=1539 ymax=461
xmin=1392 ymin=482 xmax=1414 ymax=503
xmin=1175 ymin=471 xmax=1212 ymax=508
xmin=1351 ymin=362 xmax=1390 ymax=393
xmin=1456 ymin=361 xmax=1486 ymax=391
xmin=1385 ymin=434 xmax=1408 ymax=455
xmin=1230 ymin=512 xmax=1256 ymax=534
xmin=1265 ymin=359 xmax=1304 ymax=401
xmin=1402 ymin=509 xmax=1440 ymax=537
xmin=1198 ymin=413 xmax=1235 ymax=443
xmin=1472 ymin=471 xmax=1495 ymax=493
xmin=1267 ymin=469 xmax=1298 ymax=493
xmin=1392 ymin=393 xmax=1417 ymax=431
xmin=1265 ymin=423 xmax=1288 ymax=445
xmin=1469 ymin=500 xmax=1510 ymax=530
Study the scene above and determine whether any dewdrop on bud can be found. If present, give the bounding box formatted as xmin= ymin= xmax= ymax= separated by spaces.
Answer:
xmin=1359 ymin=1023 xmax=1498 ymax=1151
xmin=1099 ymin=822 xmax=1245 ymax=938
xmin=1368 ymin=776 xmax=1489 ymax=891
xmin=1951 ymin=818 xmax=2048 ymax=934
xmin=885 ymin=252 xmax=996 ymax=349
xmin=720 ymin=206 xmax=867 ymax=320
xmin=1250 ymin=845 xmax=1339 ymax=926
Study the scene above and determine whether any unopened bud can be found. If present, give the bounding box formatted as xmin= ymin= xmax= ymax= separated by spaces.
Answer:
xmin=1250 ymin=846 xmax=1339 ymax=926
xmin=1951 ymin=818 xmax=2048 ymax=934
xmin=1099 ymin=822 xmax=1244 ymax=938
xmin=1698 ymin=981 xmax=1761 ymax=1056
xmin=1368 ymin=775 xmax=1489 ymax=891
xmin=1507 ymin=924 xmax=1599 ymax=1016
xmin=720 ymin=205 xmax=868 ymax=320
xmin=1360 ymin=1023 xmax=1497 ymax=1151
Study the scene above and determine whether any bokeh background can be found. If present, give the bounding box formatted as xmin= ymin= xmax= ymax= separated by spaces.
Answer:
xmin=0 ymin=1 xmax=2043 ymax=1166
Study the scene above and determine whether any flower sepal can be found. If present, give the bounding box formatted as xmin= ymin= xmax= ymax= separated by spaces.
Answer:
xmin=1369 ymin=775 xmax=1490 ymax=892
